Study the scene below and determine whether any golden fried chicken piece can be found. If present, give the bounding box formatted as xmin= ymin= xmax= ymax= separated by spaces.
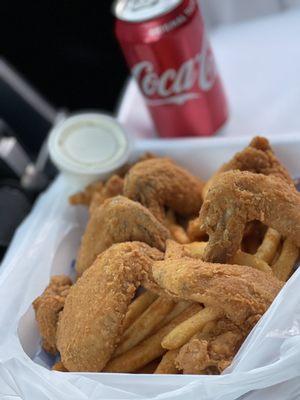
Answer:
xmin=69 ymin=181 xmax=104 ymax=206
xmin=200 ymin=137 xmax=292 ymax=257
xmin=69 ymin=153 xmax=157 ymax=208
xmin=176 ymin=319 xmax=244 ymax=374
xmin=89 ymin=175 xmax=124 ymax=213
xmin=57 ymin=242 xmax=163 ymax=372
xmin=200 ymin=171 xmax=300 ymax=263
xmin=116 ymin=152 xmax=158 ymax=178
xmin=52 ymin=361 xmax=68 ymax=372
xmin=124 ymin=158 xmax=204 ymax=223
xmin=152 ymin=257 xmax=282 ymax=324
xmin=33 ymin=276 xmax=72 ymax=354
xmin=76 ymin=196 xmax=170 ymax=276
xmin=203 ymin=136 xmax=293 ymax=198
xmin=164 ymin=239 xmax=187 ymax=260
xmin=69 ymin=175 xmax=124 ymax=210
xmin=222 ymin=136 xmax=293 ymax=182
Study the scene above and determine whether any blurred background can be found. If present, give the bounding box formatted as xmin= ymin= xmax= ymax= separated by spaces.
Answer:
xmin=1 ymin=0 xmax=300 ymax=260
xmin=1 ymin=2 xmax=127 ymax=113
xmin=2 ymin=0 xmax=300 ymax=113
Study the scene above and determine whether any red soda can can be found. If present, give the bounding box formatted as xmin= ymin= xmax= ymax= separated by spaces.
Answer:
xmin=113 ymin=0 xmax=228 ymax=138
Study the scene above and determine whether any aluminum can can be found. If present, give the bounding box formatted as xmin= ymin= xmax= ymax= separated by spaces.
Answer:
xmin=114 ymin=0 xmax=228 ymax=138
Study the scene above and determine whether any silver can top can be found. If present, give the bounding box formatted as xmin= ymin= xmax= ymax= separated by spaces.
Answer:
xmin=113 ymin=0 xmax=182 ymax=22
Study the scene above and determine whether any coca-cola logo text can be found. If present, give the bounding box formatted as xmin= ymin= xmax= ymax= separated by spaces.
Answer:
xmin=132 ymin=37 xmax=217 ymax=106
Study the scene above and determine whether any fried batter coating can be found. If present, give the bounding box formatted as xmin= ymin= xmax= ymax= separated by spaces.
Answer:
xmin=52 ymin=361 xmax=68 ymax=372
xmin=33 ymin=276 xmax=72 ymax=354
xmin=152 ymin=257 xmax=282 ymax=324
xmin=200 ymin=171 xmax=300 ymax=263
xmin=69 ymin=181 xmax=104 ymax=206
xmin=89 ymin=175 xmax=124 ymax=213
xmin=223 ymin=136 xmax=292 ymax=182
xmin=69 ymin=175 xmax=124 ymax=210
xmin=69 ymin=153 xmax=158 ymax=208
xmin=76 ymin=196 xmax=170 ymax=276
xmin=124 ymin=158 xmax=204 ymax=223
xmin=57 ymin=242 xmax=163 ymax=372
xmin=116 ymin=152 xmax=158 ymax=178
xmin=203 ymin=136 xmax=293 ymax=198
xmin=176 ymin=319 xmax=244 ymax=374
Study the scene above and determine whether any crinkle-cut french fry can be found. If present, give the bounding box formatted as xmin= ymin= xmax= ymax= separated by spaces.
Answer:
xmin=272 ymin=238 xmax=299 ymax=281
xmin=122 ymin=291 xmax=158 ymax=331
xmin=231 ymin=250 xmax=272 ymax=273
xmin=115 ymin=297 xmax=175 ymax=356
xmin=255 ymin=228 xmax=281 ymax=263
xmin=162 ymin=307 xmax=222 ymax=350
xmin=104 ymin=304 xmax=202 ymax=373
xmin=155 ymin=301 xmax=191 ymax=331
xmin=154 ymin=349 xmax=180 ymax=374
xmin=52 ymin=361 xmax=68 ymax=372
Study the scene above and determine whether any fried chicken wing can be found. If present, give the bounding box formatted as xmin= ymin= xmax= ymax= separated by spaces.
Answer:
xmin=69 ymin=153 xmax=157 ymax=208
xmin=57 ymin=242 xmax=163 ymax=372
xmin=200 ymin=171 xmax=300 ymax=263
xmin=69 ymin=181 xmax=104 ymax=206
xmin=52 ymin=361 xmax=68 ymax=372
xmin=176 ymin=319 xmax=244 ymax=374
xmin=152 ymin=257 xmax=282 ymax=324
xmin=203 ymin=136 xmax=293 ymax=198
xmin=124 ymin=158 xmax=204 ymax=223
xmin=33 ymin=276 xmax=72 ymax=354
xmin=89 ymin=175 xmax=124 ymax=213
xmin=69 ymin=175 xmax=124 ymax=210
xmin=76 ymin=196 xmax=170 ymax=276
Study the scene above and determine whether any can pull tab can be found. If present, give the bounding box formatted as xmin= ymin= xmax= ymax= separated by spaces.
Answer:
xmin=130 ymin=0 xmax=159 ymax=12
xmin=113 ymin=0 xmax=182 ymax=22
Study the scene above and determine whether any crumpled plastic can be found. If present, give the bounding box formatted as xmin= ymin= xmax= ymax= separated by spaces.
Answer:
xmin=1 ymin=135 xmax=300 ymax=400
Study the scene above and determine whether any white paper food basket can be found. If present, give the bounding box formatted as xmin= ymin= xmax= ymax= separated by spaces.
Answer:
xmin=1 ymin=134 xmax=300 ymax=400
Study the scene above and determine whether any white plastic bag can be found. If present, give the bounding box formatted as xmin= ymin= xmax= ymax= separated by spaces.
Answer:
xmin=1 ymin=135 xmax=300 ymax=400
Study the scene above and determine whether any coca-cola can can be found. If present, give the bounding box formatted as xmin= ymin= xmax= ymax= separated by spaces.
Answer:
xmin=113 ymin=0 xmax=228 ymax=138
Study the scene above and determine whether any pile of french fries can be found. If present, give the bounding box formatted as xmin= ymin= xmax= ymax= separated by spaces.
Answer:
xmin=49 ymin=144 xmax=299 ymax=375
xmin=98 ymin=224 xmax=298 ymax=375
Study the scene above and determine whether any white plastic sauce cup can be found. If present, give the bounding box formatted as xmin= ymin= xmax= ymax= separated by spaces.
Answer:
xmin=48 ymin=112 xmax=132 ymax=183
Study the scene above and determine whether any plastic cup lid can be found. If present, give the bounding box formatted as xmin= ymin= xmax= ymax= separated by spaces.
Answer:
xmin=48 ymin=113 xmax=131 ymax=178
